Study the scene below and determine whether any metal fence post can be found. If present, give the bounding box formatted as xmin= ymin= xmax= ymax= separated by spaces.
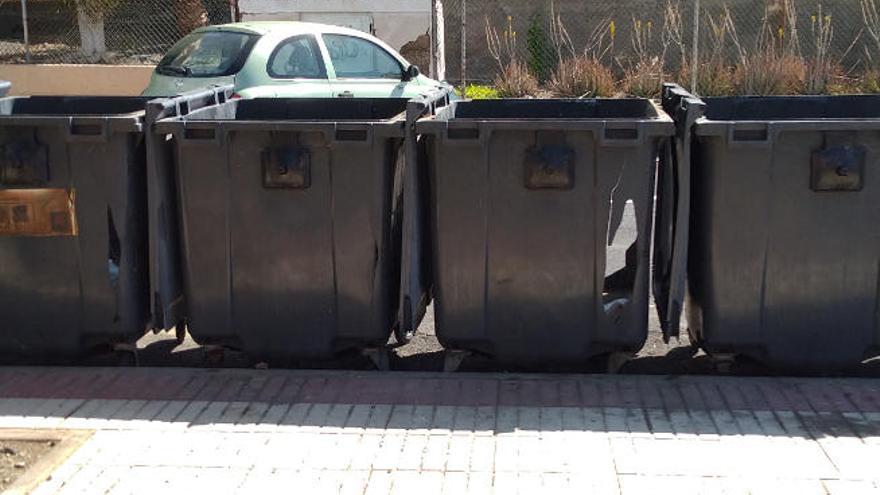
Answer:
xmin=431 ymin=0 xmax=446 ymax=81
xmin=690 ymin=0 xmax=700 ymax=93
xmin=20 ymin=0 xmax=30 ymax=63
xmin=460 ymin=0 xmax=467 ymax=89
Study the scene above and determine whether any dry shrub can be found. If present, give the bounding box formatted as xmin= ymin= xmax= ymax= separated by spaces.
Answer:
xmin=623 ymin=58 xmax=664 ymax=97
xmin=802 ymin=6 xmax=853 ymax=95
xmin=733 ymin=53 xmax=805 ymax=95
xmin=620 ymin=17 xmax=665 ymax=97
xmin=691 ymin=60 xmax=735 ymax=97
xmin=688 ymin=10 xmax=735 ymax=96
xmin=727 ymin=6 xmax=806 ymax=95
xmin=494 ymin=61 xmax=540 ymax=97
xmin=547 ymin=3 xmax=616 ymax=97
xmin=860 ymin=69 xmax=880 ymax=92
xmin=548 ymin=55 xmax=616 ymax=97
xmin=485 ymin=15 xmax=538 ymax=97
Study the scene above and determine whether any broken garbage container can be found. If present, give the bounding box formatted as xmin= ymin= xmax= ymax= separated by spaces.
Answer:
xmin=0 ymin=95 xmax=153 ymax=358
xmin=413 ymin=98 xmax=674 ymax=365
xmin=669 ymin=85 xmax=880 ymax=369
xmin=0 ymin=89 xmax=231 ymax=360
xmin=152 ymin=97 xmax=434 ymax=360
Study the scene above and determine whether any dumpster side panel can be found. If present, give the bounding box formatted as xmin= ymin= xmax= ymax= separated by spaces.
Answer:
xmin=688 ymin=127 xmax=880 ymax=367
xmin=178 ymin=126 xmax=400 ymax=357
xmin=429 ymin=122 xmax=660 ymax=362
xmin=762 ymin=130 xmax=880 ymax=364
xmin=0 ymin=128 xmax=81 ymax=355
xmin=429 ymin=136 xmax=491 ymax=354
xmin=69 ymin=134 xmax=150 ymax=345
xmin=0 ymin=124 xmax=149 ymax=356
xmin=595 ymin=143 xmax=656 ymax=351
xmin=688 ymin=136 xmax=771 ymax=352
xmin=176 ymin=139 xmax=235 ymax=342
xmin=331 ymin=139 xmax=399 ymax=345
xmin=226 ymin=130 xmax=337 ymax=355
xmin=485 ymin=129 xmax=598 ymax=361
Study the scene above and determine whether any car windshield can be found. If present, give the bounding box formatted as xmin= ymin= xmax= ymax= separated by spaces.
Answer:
xmin=157 ymin=31 xmax=258 ymax=78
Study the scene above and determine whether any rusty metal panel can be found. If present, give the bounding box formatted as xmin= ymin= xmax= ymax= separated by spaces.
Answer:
xmin=0 ymin=188 xmax=77 ymax=237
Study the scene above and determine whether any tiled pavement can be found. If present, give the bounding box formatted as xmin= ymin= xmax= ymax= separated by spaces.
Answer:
xmin=1 ymin=368 xmax=880 ymax=494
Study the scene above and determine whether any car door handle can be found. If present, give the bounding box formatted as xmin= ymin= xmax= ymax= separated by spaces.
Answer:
xmin=337 ymin=91 xmax=354 ymax=98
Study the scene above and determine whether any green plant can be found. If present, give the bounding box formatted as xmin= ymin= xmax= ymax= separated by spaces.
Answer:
xmin=494 ymin=61 xmax=540 ymax=97
xmin=463 ymin=84 xmax=500 ymax=99
xmin=526 ymin=13 xmax=555 ymax=83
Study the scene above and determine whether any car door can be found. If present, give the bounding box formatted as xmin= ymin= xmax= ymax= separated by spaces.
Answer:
xmin=321 ymin=33 xmax=411 ymax=98
xmin=258 ymin=34 xmax=333 ymax=97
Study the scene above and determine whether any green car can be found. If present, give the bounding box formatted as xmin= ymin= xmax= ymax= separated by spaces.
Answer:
xmin=142 ymin=21 xmax=451 ymax=98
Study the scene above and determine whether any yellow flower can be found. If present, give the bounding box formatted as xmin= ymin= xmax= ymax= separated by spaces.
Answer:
xmin=610 ymin=21 xmax=616 ymax=39
xmin=778 ymin=26 xmax=785 ymax=39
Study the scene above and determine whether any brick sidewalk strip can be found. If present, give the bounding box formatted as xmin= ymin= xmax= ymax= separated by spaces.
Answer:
xmin=1 ymin=368 xmax=879 ymax=494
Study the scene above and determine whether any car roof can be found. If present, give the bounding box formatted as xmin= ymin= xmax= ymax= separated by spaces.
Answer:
xmin=196 ymin=21 xmax=373 ymax=38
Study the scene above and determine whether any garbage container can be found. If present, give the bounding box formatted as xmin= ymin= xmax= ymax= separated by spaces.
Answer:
xmin=145 ymin=86 xmax=234 ymax=337
xmin=678 ymin=88 xmax=880 ymax=368
xmin=154 ymin=97 xmax=426 ymax=359
xmin=0 ymin=95 xmax=152 ymax=358
xmin=415 ymin=98 xmax=674 ymax=364
xmin=0 ymin=81 xmax=10 ymax=98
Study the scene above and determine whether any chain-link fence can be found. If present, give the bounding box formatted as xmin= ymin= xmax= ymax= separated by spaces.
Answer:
xmin=441 ymin=0 xmax=871 ymax=93
xmin=0 ymin=0 xmax=234 ymax=64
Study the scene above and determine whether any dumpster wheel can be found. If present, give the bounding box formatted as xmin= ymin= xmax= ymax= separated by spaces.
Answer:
xmin=112 ymin=343 xmax=140 ymax=367
xmin=603 ymin=352 xmax=633 ymax=374
xmin=362 ymin=348 xmax=391 ymax=371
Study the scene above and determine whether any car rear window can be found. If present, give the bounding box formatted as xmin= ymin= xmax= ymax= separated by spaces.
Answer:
xmin=156 ymin=31 xmax=259 ymax=78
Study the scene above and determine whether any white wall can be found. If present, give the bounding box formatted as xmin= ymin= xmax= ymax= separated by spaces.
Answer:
xmin=239 ymin=0 xmax=430 ymax=52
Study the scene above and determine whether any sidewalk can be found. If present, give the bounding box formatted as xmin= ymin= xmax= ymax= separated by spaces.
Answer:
xmin=1 ymin=367 xmax=879 ymax=494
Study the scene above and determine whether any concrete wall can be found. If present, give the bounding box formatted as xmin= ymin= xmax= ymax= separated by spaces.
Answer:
xmin=0 ymin=65 xmax=154 ymax=95
xmin=239 ymin=0 xmax=431 ymax=53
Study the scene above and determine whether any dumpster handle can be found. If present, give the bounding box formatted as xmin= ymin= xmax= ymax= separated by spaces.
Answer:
xmin=66 ymin=117 xmax=109 ymax=143
xmin=599 ymin=123 xmax=644 ymax=146
xmin=728 ymin=123 xmax=773 ymax=147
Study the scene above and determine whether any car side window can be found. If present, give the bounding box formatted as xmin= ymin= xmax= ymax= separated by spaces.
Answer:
xmin=322 ymin=34 xmax=402 ymax=79
xmin=267 ymin=35 xmax=326 ymax=79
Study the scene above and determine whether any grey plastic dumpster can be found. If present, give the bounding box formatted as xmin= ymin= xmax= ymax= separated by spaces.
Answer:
xmin=145 ymin=86 xmax=233 ymax=337
xmin=0 ymin=81 xmax=10 ymax=98
xmin=415 ymin=99 xmax=674 ymax=365
xmin=679 ymin=89 xmax=880 ymax=368
xmin=154 ymin=97 xmax=428 ymax=359
xmin=653 ymin=84 xmax=704 ymax=342
xmin=0 ymin=95 xmax=152 ymax=358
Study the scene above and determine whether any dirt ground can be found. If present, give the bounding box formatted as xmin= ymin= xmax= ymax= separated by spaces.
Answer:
xmin=0 ymin=440 xmax=55 ymax=492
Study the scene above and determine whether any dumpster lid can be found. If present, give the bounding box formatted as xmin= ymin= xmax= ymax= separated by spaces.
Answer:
xmin=185 ymin=98 xmax=409 ymax=122
xmin=0 ymin=96 xmax=149 ymax=118
xmin=447 ymin=98 xmax=666 ymax=120
xmin=702 ymin=94 xmax=880 ymax=121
